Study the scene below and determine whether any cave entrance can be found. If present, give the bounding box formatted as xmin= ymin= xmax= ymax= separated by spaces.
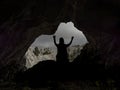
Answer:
xmin=25 ymin=22 xmax=88 ymax=68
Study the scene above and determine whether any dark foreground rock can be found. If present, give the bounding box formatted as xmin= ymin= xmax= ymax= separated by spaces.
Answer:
xmin=15 ymin=60 xmax=109 ymax=88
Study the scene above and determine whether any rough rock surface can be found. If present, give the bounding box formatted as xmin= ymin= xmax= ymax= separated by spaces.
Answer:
xmin=0 ymin=0 xmax=120 ymax=80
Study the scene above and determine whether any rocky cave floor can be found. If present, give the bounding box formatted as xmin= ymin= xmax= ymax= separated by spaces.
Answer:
xmin=0 ymin=60 xmax=120 ymax=90
xmin=0 ymin=80 xmax=118 ymax=90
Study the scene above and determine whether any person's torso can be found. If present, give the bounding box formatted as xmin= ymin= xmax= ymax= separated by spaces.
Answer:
xmin=57 ymin=44 xmax=68 ymax=55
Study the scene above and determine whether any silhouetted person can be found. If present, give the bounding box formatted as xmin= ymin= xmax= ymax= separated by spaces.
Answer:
xmin=53 ymin=35 xmax=74 ymax=64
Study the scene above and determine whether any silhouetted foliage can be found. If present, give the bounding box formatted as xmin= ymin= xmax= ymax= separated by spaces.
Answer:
xmin=68 ymin=45 xmax=81 ymax=61
xmin=33 ymin=47 xmax=40 ymax=56
xmin=42 ymin=48 xmax=52 ymax=55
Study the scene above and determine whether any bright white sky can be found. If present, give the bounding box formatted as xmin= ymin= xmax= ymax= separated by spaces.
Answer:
xmin=31 ymin=22 xmax=88 ymax=48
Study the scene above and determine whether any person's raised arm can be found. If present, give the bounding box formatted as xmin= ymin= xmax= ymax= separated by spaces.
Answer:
xmin=53 ymin=35 xmax=58 ymax=46
xmin=66 ymin=36 xmax=74 ymax=47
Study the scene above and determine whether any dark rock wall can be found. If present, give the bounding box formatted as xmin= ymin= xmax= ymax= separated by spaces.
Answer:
xmin=0 ymin=0 xmax=66 ymax=79
xmin=75 ymin=0 xmax=120 ymax=67
xmin=0 ymin=0 xmax=120 ymax=80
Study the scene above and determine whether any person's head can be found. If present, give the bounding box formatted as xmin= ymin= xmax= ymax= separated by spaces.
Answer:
xmin=59 ymin=37 xmax=64 ymax=44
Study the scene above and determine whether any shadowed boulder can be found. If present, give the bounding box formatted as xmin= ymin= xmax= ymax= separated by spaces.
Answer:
xmin=15 ymin=60 xmax=108 ymax=88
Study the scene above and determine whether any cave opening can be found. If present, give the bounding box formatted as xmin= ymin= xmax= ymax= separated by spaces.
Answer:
xmin=24 ymin=22 xmax=88 ymax=68
xmin=0 ymin=0 xmax=119 ymax=89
